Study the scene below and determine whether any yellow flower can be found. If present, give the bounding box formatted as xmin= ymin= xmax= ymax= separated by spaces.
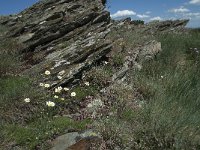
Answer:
xmin=24 ymin=98 xmax=30 ymax=103
xmin=45 ymin=70 xmax=51 ymax=75
xmin=84 ymin=82 xmax=90 ymax=86
xmin=44 ymin=84 xmax=50 ymax=88
xmin=46 ymin=101 xmax=55 ymax=107
xmin=54 ymin=95 xmax=59 ymax=99
xmin=64 ymin=87 xmax=69 ymax=91
xmin=71 ymin=92 xmax=76 ymax=97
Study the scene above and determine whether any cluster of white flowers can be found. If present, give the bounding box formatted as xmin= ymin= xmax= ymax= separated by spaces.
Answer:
xmin=28 ymin=70 xmax=78 ymax=108
xmin=39 ymin=83 xmax=50 ymax=88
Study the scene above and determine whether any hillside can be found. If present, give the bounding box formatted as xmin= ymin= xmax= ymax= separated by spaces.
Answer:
xmin=0 ymin=0 xmax=200 ymax=149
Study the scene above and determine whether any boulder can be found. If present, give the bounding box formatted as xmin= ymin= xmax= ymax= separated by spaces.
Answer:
xmin=50 ymin=130 xmax=100 ymax=150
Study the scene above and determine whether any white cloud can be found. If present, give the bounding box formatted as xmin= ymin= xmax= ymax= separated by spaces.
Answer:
xmin=189 ymin=0 xmax=200 ymax=5
xmin=183 ymin=12 xmax=200 ymax=19
xmin=169 ymin=6 xmax=190 ymax=13
xmin=186 ymin=12 xmax=200 ymax=17
xmin=137 ymin=14 xmax=150 ymax=19
xmin=145 ymin=11 xmax=151 ymax=14
xmin=150 ymin=16 xmax=163 ymax=21
xmin=111 ymin=10 xmax=136 ymax=18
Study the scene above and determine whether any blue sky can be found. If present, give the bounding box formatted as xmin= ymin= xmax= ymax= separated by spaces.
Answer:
xmin=0 ymin=0 xmax=200 ymax=27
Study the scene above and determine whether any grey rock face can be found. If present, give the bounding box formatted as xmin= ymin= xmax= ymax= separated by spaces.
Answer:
xmin=1 ymin=0 xmax=112 ymax=87
xmin=136 ymin=40 xmax=162 ymax=63
xmin=50 ymin=132 xmax=79 ymax=150
xmin=50 ymin=130 xmax=99 ymax=150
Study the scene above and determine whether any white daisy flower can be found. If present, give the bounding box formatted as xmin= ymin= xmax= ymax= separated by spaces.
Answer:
xmin=58 ymin=70 xmax=65 ymax=76
xmin=39 ymin=83 xmax=44 ymax=87
xmin=104 ymin=61 xmax=108 ymax=65
xmin=24 ymin=98 xmax=30 ymax=103
xmin=55 ymin=88 xmax=61 ymax=93
xmin=71 ymin=92 xmax=76 ymax=97
xmin=57 ymin=76 xmax=62 ymax=80
xmin=46 ymin=101 xmax=55 ymax=107
xmin=64 ymin=87 xmax=69 ymax=91
xmin=84 ymin=82 xmax=90 ymax=86
xmin=54 ymin=95 xmax=59 ymax=99
xmin=161 ymin=76 xmax=164 ymax=79
xmin=60 ymin=98 xmax=65 ymax=101
xmin=45 ymin=70 xmax=51 ymax=75
xmin=58 ymin=86 xmax=62 ymax=91
xmin=44 ymin=84 xmax=50 ymax=88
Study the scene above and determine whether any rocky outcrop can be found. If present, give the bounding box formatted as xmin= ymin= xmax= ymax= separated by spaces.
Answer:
xmin=145 ymin=19 xmax=189 ymax=33
xmin=112 ymin=18 xmax=189 ymax=34
xmin=1 ymin=0 xmax=112 ymax=88
xmin=0 ymin=1 xmax=191 ymax=149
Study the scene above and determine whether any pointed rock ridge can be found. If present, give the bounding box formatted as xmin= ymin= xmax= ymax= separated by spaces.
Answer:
xmin=1 ymin=0 xmax=112 ymax=87
xmin=146 ymin=19 xmax=189 ymax=33
xmin=112 ymin=19 xmax=189 ymax=34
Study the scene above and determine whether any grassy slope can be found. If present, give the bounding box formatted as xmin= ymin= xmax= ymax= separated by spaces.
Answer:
xmin=95 ymin=29 xmax=200 ymax=149
xmin=0 ymin=25 xmax=91 ymax=149
xmin=1 ymin=21 xmax=200 ymax=149
xmin=135 ymin=31 xmax=200 ymax=149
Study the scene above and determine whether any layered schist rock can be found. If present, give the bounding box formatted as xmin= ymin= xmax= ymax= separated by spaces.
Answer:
xmin=1 ymin=0 xmax=112 ymax=87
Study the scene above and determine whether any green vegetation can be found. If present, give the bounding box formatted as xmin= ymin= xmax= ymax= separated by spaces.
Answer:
xmin=131 ymin=20 xmax=145 ymax=25
xmin=96 ymin=30 xmax=200 ymax=149
xmin=1 ymin=12 xmax=200 ymax=149
xmin=133 ymin=31 xmax=200 ymax=149
xmin=72 ymin=85 xmax=98 ymax=100
xmin=0 ymin=25 xmax=91 ymax=149
xmin=0 ymin=39 xmax=21 ymax=76
xmin=112 ymin=53 xmax=124 ymax=67
xmin=1 ymin=117 xmax=91 ymax=149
